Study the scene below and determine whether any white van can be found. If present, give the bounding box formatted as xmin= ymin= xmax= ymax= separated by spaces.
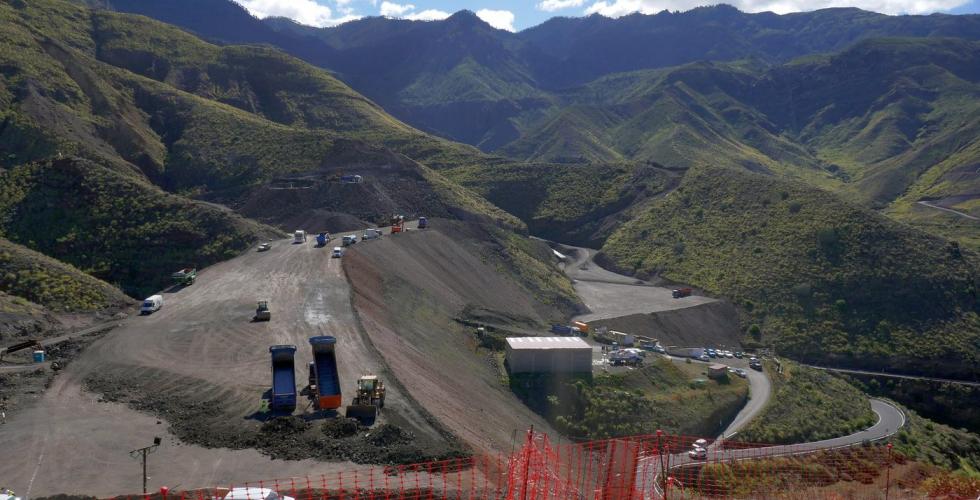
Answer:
xmin=293 ymin=230 xmax=307 ymax=243
xmin=332 ymin=246 xmax=344 ymax=258
xmin=223 ymin=488 xmax=294 ymax=500
xmin=140 ymin=295 xmax=163 ymax=315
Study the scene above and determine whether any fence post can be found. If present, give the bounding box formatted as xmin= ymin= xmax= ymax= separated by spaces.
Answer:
xmin=884 ymin=443 xmax=893 ymax=500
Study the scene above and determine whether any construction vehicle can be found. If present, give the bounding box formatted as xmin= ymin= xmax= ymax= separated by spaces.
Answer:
xmin=309 ymin=336 xmax=342 ymax=410
xmin=254 ymin=300 xmax=271 ymax=321
xmin=672 ymin=288 xmax=693 ymax=298
xmin=345 ymin=375 xmax=386 ymax=422
xmin=172 ymin=268 xmax=196 ymax=286
xmin=417 ymin=216 xmax=428 ymax=229
xmin=315 ymin=232 xmax=329 ymax=247
xmin=390 ymin=215 xmax=405 ymax=234
xmin=268 ymin=345 xmax=297 ymax=412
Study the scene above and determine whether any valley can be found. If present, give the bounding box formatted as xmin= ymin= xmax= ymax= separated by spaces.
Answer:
xmin=1 ymin=0 xmax=979 ymax=497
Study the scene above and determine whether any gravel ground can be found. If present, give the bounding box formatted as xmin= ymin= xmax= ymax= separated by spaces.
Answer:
xmin=0 ymin=237 xmax=452 ymax=496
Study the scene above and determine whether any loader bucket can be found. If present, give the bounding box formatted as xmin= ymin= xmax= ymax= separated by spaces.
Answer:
xmin=346 ymin=404 xmax=378 ymax=423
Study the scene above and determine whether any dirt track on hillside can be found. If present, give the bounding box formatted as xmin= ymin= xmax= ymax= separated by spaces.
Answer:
xmin=0 ymin=238 xmax=449 ymax=496
xmin=344 ymin=222 xmax=560 ymax=455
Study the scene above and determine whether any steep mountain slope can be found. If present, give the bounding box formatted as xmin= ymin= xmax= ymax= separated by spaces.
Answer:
xmin=96 ymin=0 xmax=980 ymax=153
xmin=598 ymin=164 xmax=980 ymax=379
xmin=0 ymin=0 xmax=524 ymax=297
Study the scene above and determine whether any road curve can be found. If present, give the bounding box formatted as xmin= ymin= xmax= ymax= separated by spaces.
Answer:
xmin=641 ymin=399 xmax=906 ymax=495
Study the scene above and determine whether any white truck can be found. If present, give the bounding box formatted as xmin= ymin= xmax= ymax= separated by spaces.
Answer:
xmin=332 ymin=246 xmax=344 ymax=258
xmin=342 ymin=234 xmax=358 ymax=246
xmin=362 ymin=228 xmax=383 ymax=240
xmin=293 ymin=230 xmax=307 ymax=243
xmin=140 ymin=295 xmax=163 ymax=315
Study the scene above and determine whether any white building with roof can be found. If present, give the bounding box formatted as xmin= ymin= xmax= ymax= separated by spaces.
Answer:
xmin=505 ymin=336 xmax=592 ymax=374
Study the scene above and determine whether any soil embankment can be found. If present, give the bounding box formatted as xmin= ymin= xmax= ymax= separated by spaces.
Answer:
xmin=345 ymin=222 xmax=564 ymax=454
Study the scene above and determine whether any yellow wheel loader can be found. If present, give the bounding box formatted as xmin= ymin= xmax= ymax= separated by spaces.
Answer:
xmin=345 ymin=375 xmax=385 ymax=423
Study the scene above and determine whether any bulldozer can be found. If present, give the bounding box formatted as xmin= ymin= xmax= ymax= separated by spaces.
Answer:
xmin=254 ymin=300 xmax=271 ymax=321
xmin=345 ymin=375 xmax=385 ymax=423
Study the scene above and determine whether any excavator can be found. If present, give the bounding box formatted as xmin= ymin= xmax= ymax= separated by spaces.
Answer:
xmin=345 ymin=375 xmax=385 ymax=423
xmin=390 ymin=215 xmax=405 ymax=234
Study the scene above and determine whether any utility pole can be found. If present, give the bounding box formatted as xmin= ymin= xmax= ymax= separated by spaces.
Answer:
xmin=130 ymin=437 xmax=162 ymax=495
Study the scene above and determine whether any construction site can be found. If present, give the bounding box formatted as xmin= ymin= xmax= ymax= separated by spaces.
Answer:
xmin=0 ymin=217 xmax=913 ymax=498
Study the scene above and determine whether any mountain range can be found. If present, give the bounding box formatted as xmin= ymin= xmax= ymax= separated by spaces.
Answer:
xmin=2 ymin=0 xmax=979 ymax=380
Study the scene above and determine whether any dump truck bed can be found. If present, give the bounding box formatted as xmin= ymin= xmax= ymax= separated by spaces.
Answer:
xmin=269 ymin=345 xmax=297 ymax=411
xmin=309 ymin=336 xmax=341 ymax=410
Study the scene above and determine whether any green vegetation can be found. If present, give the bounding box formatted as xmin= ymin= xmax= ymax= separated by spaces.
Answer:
xmin=848 ymin=375 xmax=980 ymax=434
xmin=893 ymin=404 xmax=980 ymax=472
xmin=738 ymin=362 xmax=875 ymax=444
xmin=600 ymin=165 xmax=980 ymax=379
xmin=0 ymin=237 xmax=130 ymax=312
xmin=0 ymin=158 xmax=276 ymax=297
xmin=446 ymin=161 xmax=674 ymax=245
xmin=511 ymin=357 xmax=747 ymax=439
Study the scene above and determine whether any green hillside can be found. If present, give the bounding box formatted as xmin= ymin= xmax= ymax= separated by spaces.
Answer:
xmin=599 ymin=165 xmax=980 ymax=379
xmin=0 ymin=237 xmax=130 ymax=312
xmin=0 ymin=157 xmax=276 ymax=297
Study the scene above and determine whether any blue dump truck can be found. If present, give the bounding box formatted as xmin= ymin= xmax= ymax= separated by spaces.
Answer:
xmin=417 ymin=216 xmax=428 ymax=229
xmin=315 ymin=232 xmax=328 ymax=247
xmin=268 ymin=345 xmax=298 ymax=412
xmin=309 ymin=336 xmax=342 ymax=410
xmin=551 ymin=324 xmax=573 ymax=335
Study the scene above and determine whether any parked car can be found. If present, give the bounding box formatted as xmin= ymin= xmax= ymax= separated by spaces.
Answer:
xmin=725 ymin=351 xmax=734 ymax=358
xmin=223 ymin=488 xmax=295 ymax=500
xmin=734 ymin=351 xmax=744 ymax=359
xmin=688 ymin=447 xmax=707 ymax=460
xmin=735 ymin=368 xmax=748 ymax=378
xmin=257 ymin=243 xmax=271 ymax=252
xmin=699 ymin=354 xmax=710 ymax=362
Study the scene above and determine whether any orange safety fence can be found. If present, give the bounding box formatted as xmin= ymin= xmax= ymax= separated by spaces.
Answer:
xmin=105 ymin=431 xmax=918 ymax=500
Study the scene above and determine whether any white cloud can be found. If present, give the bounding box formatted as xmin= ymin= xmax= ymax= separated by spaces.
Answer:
xmin=235 ymin=0 xmax=360 ymax=26
xmin=379 ymin=2 xmax=450 ymax=21
xmin=476 ymin=9 xmax=516 ymax=31
xmin=380 ymin=1 xmax=414 ymax=16
xmin=405 ymin=9 xmax=452 ymax=20
xmin=584 ymin=0 xmax=968 ymax=16
xmin=537 ymin=0 xmax=587 ymax=11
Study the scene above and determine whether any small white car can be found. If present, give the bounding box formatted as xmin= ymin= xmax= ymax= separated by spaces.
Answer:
xmin=223 ymin=488 xmax=294 ymax=500
xmin=694 ymin=438 xmax=709 ymax=448
xmin=688 ymin=446 xmax=707 ymax=460
xmin=332 ymin=247 xmax=344 ymax=258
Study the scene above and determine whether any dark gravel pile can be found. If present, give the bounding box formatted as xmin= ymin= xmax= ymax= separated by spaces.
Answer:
xmin=85 ymin=372 xmax=468 ymax=465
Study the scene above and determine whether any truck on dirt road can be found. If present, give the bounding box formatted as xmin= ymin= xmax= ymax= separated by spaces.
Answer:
xmin=254 ymin=300 xmax=271 ymax=321
xmin=315 ymin=232 xmax=329 ymax=247
xmin=362 ymin=228 xmax=383 ymax=240
xmin=172 ymin=268 xmax=196 ymax=286
xmin=309 ymin=336 xmax=342 ymax=410
xmin=293 ymin=230 xmax=307 ymax=244
xmin=417 ymin=217 xmax=428 ymax=229
xmin=268 ymin=345 xmax=297 ymax=412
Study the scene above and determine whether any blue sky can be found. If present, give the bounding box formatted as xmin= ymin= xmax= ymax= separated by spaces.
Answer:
xmin=236 ymin=0 xmax=980 ymax=31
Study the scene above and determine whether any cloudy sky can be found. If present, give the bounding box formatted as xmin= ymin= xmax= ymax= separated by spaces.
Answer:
xmin=235 ymin=0 xmax=980 ymax=31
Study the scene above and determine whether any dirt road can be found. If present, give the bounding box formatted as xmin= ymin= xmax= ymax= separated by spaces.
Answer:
xmin=555 ymin=245 xmax=716 ymax=322
xmin=0 ymin=237 xmax=444 ymax=497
